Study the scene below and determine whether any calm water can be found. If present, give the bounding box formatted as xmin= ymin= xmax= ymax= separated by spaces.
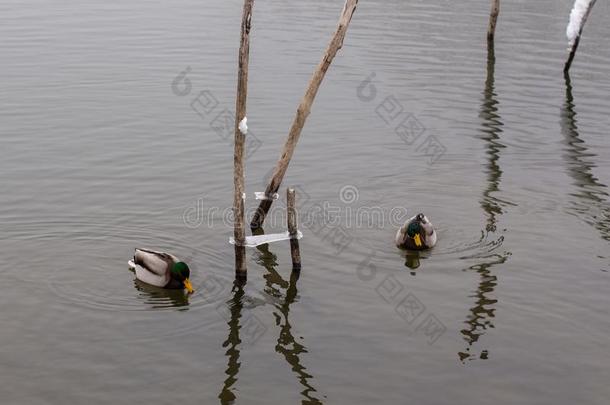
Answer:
xmin=2 ymin=0 xmax=610 ymax=403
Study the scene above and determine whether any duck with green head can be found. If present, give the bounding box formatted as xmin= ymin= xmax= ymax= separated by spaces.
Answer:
xmin=395 ymin=213 xmax=437 ymax=250
xmin=127 ymin=248 xmax=194 ymax=293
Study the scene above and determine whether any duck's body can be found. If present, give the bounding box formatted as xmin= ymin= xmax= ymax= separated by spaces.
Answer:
xmin=395 ymin=213 xmax=437 ymax=250
xmin=128 ymin=248 xmax=194 ymax=293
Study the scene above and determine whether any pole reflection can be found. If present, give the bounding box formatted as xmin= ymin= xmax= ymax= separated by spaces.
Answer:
xmin=218 ymin=280 xmax=245 ymax=404
xmin=459 ymin=43 xmax=510 ymax=362
xmin=256 ymin=234 xmax=323 ymax=404
xmin=561 ymin=72 xmax=610 ymax=242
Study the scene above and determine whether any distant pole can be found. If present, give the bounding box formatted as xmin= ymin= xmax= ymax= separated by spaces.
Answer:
xmin=251 ymin=0 xmax=359 ymax=229
xmin=286 ymin=188 xmax=301 ymax=271
xmin=233 ymin=0 xmax=254 ymax=279
xmin=564 ymin=0 xmax=597 ymax=73
xmin=487 ymin=0 xmax=500 ymax=43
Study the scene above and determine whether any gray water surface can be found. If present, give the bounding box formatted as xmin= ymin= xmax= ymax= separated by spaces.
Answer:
xmin=1 ymin=0 xmax=610 ymax=404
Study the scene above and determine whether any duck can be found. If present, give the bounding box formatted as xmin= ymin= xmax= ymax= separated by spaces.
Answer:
xmin=127 ymin=248 xmax=194 ymax=293
xmin=395 ymin=213 xmax=437 ymax=250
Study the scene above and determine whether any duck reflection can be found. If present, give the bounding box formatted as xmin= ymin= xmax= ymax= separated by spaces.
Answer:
xmin=255 ymin=231 xmax=323 ymax=404
xmin=561 ymin=72 xmax=610 ymax=242
xmin=133 ymin=279 xmax=190 ymax=309
xmin=459 ymin=43 xmax=511 ymax=362
xmin=404 ymin=251 xmax=421 ymax=272
xmin=403 ymin=249 xmax=435 ymax=275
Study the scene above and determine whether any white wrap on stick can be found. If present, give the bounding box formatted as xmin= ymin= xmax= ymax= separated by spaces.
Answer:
xmin=567 ymin=0 xmax=596 ymax=49
xmin=254 ymin=192 xmax=279 ymax=201
xmin=564 ymin=0 xmax=597 ymax=72
xmin=238 ymin=117 xmax=248 ymax=135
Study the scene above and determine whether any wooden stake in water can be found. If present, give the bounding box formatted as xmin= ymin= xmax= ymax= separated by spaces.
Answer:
xmin=286 ymin=188 xmax=301 ymax=271
xmin=233 ymin=0 xmax=254 ymax=279
xmin=564 ymin=0 xmax=597 ymax=73
xmin=487 ymin=0 xmax=500 ymax=43
xmin=251 ymin=0 xmax=358 ymax=229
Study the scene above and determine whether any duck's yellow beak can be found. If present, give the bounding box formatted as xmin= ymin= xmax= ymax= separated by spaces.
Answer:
xmin=414 ymin=233 xmax=422 ymax=247
xmin=183 ymin=278 xmax=194 ymax=294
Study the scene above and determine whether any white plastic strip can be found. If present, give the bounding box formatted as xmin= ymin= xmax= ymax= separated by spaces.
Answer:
xmin=254 ymin=192 xmax=279 ymax=201
xmin=229 ymin=230 xmax=303 ymax=247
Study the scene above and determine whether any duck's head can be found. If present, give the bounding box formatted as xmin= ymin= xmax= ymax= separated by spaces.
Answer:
xmin=396 ymin=213 xmax=437 ymax=250
xmin=170 ymin=262 xmax=194 ymax=294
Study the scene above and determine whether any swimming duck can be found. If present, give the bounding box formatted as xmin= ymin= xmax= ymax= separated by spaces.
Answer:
xmin=395 ymin=213 xmax=437 ymax=250
xmin=127 ymin=248 xmax=194 ymax=293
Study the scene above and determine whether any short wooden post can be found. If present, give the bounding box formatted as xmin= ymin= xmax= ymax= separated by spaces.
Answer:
xmin=287 ymin=188 xmax=301 ymax=271
xmin=564 ymin=0 xmax=597 ymax=73
xmin=250 ymin=0 xmax=358 ymax=229
xmin=487 ymin=0 xmax=500 ymax=43
xmin=233 ymin=0 xmax=254 ymax=279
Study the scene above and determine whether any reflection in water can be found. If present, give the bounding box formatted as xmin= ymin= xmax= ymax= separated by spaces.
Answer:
xmin=403 ymin=249 xmax=434 ymax=275
xmin=561 ymin=73 xmax=610 ymax=242
xmin=458 ymin=252 xmax=508 ymax=362
xmin=404 ymin=251 xmax=421 ymax=272
xmin=218 ymin=281 xmax=246 ymax=404
xmin=133 ymin=277 xmax=190 ymax=309
xmin=459 ymin=43 xmax=510 ymax=362
xmin=256 ymin=236 xmax=323 ymax=404
xmin=217 ymin=232 xmax=321 ymax=404
xmin=479 ymin=44 xmax=506 ymax=233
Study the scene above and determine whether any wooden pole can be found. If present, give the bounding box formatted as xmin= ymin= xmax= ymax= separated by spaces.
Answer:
xmin=286 ymin=188 xmax=301 ymax=271
xmin=564 ymin=36 xmax=581 ymax=74
xmin=250 ymin=0 xmax=358 ymax=229
xmin=564 ymin=0 xmax=597 ymax=73
xmin=233 ymin=0 xmax=254 ymax=279
xmin=487 ymin=0 xmax=500 ymax=43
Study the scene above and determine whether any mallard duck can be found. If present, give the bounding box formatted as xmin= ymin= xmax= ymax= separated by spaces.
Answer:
xmin=395 ymin=213 xmax=437 ymax=250
xmin=127 ymin=248 xmax=194 ymax=293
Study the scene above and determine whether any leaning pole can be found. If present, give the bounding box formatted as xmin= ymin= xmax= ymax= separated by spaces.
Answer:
xmin=251 ymin=0 xmax=359 ymax=229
